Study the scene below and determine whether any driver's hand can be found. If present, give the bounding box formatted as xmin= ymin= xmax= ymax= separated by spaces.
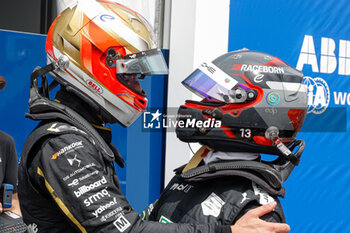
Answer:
xmin=230 ymin=201 xmax=291 ymax=233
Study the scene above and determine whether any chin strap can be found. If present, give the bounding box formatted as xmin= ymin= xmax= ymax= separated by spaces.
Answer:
xmin=182 ymin=145 xmax=211 ymax=173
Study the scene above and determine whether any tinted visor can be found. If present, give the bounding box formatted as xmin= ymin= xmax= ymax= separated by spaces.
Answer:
xmin=116 ymin=49 xmax=168 ymax=75
xmin=182 ymin=61 xmax=250 ymax=103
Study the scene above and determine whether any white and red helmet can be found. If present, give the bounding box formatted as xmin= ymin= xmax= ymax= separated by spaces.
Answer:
xmin=46 ymin=0 xmax=168 ymax=127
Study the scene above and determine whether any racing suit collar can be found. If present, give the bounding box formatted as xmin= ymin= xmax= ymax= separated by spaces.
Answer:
xmin=55 ymin=88 xmax=112 ymax=143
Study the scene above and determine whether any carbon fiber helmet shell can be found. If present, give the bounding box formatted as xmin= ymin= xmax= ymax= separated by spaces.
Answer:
xmin=45 ymin=0 xmax=162 ymax=127
xmin=176 ymin=50 xmax=307 ymax=156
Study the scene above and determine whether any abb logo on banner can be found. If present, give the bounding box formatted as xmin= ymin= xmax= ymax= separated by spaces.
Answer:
xmin=296 ymin=35 xmax=350 ymax=75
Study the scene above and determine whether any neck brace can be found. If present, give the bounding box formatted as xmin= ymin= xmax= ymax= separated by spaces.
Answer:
xmin=178 ymin=160 xmax=286 ymax=197
xmin=203 ymin=151 xmax=260 ymax=164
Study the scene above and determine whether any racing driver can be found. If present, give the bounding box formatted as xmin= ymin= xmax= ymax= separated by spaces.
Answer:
xmin=18 ymin=1 xmax=290 ymax=233
xmin=143 ymin=50 xmax=307 ymax=228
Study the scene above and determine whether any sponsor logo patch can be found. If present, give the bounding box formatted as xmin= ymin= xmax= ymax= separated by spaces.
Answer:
xmin=92 ymin=197 xmax=118 ymax=218
xmin=86 ymin=79 xmax=103 ymax=94
xmin=240 ymin=192 xmax=250 ymax=204
xmin=78 ymin=170 xmax=99 ymax=182
xmin=201 ymin=192 xmax=225 ymax=218
xmin=51 ymin=141 xmax=83 ymax=159
xmin=67 ymin=154 xmax=81 ymax=167
xmin=68 ymin=179 xmax=79 ymax=187
xmin=100 ymin=14 xmax=115 ymax=22
xmin=233 ymin=64 xmax=285 ymax=74
xmin=113 ymin=215 xmax=131 ymax=232
xmin=101 ymin=207 xmax=123 ymax=222
xmin=27 ymin=223 xmax=38 ymax=233
xmin=83 ymin=188 xmax=111 ymax=207
xmin=266 ymin=91 xmax=280 ymax=106
xmin=169 ymin=183 xmax=194 ymax=193
xmin=63 ymin=163 xmax=96 ymax=182
xmin=159 ymin=216 xmax=173 ymax=223
xmin=265 ymin=108 xmax=278 ymax=115
xmin=252 ymin=182 xmax=274 ymax=205
xmin=253 ymin=74 xmax=264 ymax=83
xmin=74 ymin=176 xmax=107 ymax=198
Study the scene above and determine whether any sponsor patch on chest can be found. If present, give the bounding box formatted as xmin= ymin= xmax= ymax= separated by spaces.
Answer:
xmin=159 ymin=215 xmax=173 ymax=223
xmin=113 ymin=215 xmax=131 ymax=232
xmin=169 ymin=182 xmax=194 ymax=193
xmin=51 ymin=141 xmax=84 ymax=159
xmin=201 ymin=192 xmax=225 ymax=218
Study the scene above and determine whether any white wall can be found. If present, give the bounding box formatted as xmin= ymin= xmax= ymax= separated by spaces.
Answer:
xmin=164 ymin=0 xmax=230 ymax=185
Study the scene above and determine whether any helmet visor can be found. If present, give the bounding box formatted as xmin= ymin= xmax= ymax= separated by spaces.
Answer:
xmin=182 ymin=61 xmax=250 ymax=103
xmin=116 ymin=49 xmax=168 ymax=75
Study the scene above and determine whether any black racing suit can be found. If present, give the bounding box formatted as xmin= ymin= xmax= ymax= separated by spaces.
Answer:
xmin=18 ymin=90 xmax=230 ymax=233
xmin=0 ymin=130 xmax=18 ymax=193
xmin=143 ymin=162 xmax=286 ymax=225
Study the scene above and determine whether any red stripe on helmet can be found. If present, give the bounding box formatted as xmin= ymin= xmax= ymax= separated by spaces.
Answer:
xmin=46 ymin=15 xmax=60 ymax=60
xmin=253 ymin=136 xmax=273 ymax=146
xmin=221 ymin=125 xmax=237 ymax=139
xmin=288 ymin=109 xmax=307 ymax=131
xmin=232 ymin=64 xmax=242 ymax=71
xmin=81 ymin=17 xmax=126 ymax=54
xmin=264 ymin=57 xmax=287 ymax=66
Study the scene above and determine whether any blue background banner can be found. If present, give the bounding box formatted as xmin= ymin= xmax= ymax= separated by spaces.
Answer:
xmin=0 ymin=29 xmax=167 ymax=213
xmin=229 ymin=0 xmax=350 ymax=232
xmin=0 ymin=30 xmax=46 ymax=152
